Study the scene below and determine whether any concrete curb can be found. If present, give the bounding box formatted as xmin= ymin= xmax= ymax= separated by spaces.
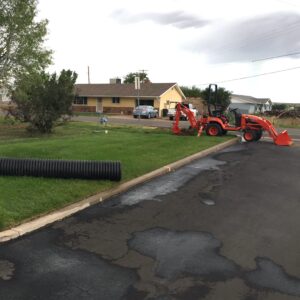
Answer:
xmin=0 ymin=137 xmax=238 ymax=243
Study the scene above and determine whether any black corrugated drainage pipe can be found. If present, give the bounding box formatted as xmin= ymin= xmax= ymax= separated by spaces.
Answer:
xmin=0 ymin=158 xmax=121 ymax=181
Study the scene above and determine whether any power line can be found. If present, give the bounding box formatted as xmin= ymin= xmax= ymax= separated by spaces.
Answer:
xmin=198 ymin=66 xmax=300 ymax=86
xmin=252 ymin=51 xmax=300 ymax=62
xmin=205 ymin=19 xmax=300 ymax=57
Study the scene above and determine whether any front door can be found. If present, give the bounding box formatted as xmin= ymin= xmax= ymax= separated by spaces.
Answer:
xmin=96 ymin=98 xmax=103 ymax=113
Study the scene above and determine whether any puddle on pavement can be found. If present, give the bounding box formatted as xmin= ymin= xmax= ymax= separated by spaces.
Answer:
xmin=202 ymin=199 xmax=216 ymax=206
xmin=173 ymin=285 xmax=211 ymax=300
xmin=0 ymin=231 xmax=137 ymax=300
xmin=0 ymin=260 xmax=15 ymax=280
xmin=128 ymin=228 xmax=239 ymax=280
xmin=129 ymin=228 xmax=300 ymax=298
xmin=219 ymin=144 xmax=246 ymax=153
xmin=245 ymin=257 xmax=300 ymax=297
xmin=120 ymin=157 xmax=226 ymax=206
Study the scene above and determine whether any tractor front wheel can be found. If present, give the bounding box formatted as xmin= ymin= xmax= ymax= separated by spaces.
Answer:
xmin=206 ymin=123 xmax=222 ymax=136
xmin=243 ymin=130 xmax=256 ymax=142
xmin=254 ymin=129 xmax=263 ymax=141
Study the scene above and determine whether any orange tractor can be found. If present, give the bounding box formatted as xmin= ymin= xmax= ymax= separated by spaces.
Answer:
xmin=172 ymin=84 xmax=293 ymax=146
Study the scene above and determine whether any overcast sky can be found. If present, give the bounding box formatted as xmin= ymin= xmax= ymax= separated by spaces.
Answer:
xmin=38 ymin=0 xmax=300 ymax=103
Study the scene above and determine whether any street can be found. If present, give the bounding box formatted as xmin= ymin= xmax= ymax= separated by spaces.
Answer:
xmin=0 ymin=140 xmax=300 ymax=300
xmin=73 ymin=114 xmax=173 ymax=128
xmin=74 ymin=115 xmax=300 ymax=141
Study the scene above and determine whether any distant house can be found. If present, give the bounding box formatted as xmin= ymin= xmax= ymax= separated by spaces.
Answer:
xmin=229 ymin=94 xmax=272 ymax=114
xmin=74 ymin=80 xmax=185 ymax=117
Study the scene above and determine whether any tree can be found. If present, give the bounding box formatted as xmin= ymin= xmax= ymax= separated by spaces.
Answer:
xmin=272 ymin=103 xmax=288 ymax=111
xmin=10 ymin=70 xmax=77 ymax=133
xmin=180 ymin=86 xmax=202 ymax=97
xmin=0 ymin=0 xmax=52 ymax=85
xmin=123 ymin=71 xmax=150 ymax=84
xmin=200 ymin=86 xmax=232 ymax=111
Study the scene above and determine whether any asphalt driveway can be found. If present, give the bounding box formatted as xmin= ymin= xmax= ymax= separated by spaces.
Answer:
xmin=0 ymin=140 xmax=299 ymax=300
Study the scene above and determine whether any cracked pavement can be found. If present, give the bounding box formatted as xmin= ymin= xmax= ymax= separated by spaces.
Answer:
xmin=0 ymin=141 xmax=299 ymax=300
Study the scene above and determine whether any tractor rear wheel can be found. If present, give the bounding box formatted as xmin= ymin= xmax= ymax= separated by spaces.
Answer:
xmin=243 ymin=130 xmax=256 ymax=142
xmin=206 ymin=123 xmax=222 ymax=136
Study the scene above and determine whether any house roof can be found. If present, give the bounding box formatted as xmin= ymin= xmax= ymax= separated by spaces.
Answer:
xmin=75 ymin=83 xmax=184 ymax=98
xmin=231 ymin=94 xmax=271 ymax=105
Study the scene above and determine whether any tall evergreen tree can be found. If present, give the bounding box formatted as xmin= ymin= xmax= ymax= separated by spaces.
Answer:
xmin=11 ymin=70 xmax=77 ymax=133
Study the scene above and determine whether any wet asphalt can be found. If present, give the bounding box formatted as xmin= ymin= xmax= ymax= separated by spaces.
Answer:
xmin=0 ymin=141 xmax=300 ymax=300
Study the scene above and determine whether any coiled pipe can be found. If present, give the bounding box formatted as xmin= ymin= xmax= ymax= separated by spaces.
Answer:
xmin=0 ymin=158 xmax=121 ymax=181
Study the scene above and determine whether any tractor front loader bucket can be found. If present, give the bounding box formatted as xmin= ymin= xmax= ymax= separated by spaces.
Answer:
xmin=248 ymin=116 xmax=293 ymax=146
xmin=263 ymin=119 xmax=293 ymax=146
xmin=274 ymin=130 xmax=293 ymax=146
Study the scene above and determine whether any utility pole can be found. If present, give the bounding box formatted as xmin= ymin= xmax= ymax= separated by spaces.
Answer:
xmin=135 ymin=75 xmax=141 ymax=120
xmin=88 ymin=66 xmax=91 ymax=84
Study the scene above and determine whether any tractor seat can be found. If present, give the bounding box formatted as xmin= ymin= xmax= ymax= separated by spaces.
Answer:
xmin=212 ymin=110 xmax=222 ymax=117
xmin=235 ymin=114 xmax=242 ymax=127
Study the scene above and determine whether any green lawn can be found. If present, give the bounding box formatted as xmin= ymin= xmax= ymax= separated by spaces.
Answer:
xmin=256 ymin=115 xmax=300 ymax=129
xmin=0 ymin=120 xmax=233 ymax=230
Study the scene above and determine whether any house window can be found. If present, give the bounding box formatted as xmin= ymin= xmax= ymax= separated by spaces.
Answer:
xmin=74 ymin=97 xmax=87 ymax=105
xmin=112 ymin=97 xmax=120 ymax=104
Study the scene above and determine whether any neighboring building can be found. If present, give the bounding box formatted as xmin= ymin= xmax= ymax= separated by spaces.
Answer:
xmin=229 ymin=94 xmax=272 ymax=114
xmin=73 ymin=81 xmax=185 ymax=117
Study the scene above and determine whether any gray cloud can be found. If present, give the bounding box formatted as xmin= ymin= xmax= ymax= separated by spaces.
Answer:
xmin=112 ymin=9 xmax=209 ymax=29
xmin=189 ymin=12 xmax=300 ymax=63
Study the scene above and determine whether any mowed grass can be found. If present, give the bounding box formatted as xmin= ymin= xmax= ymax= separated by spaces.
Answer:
xmin=267 ymin=116 xmax=300 ymax=129
xmin=0 ymin=120 xmax=233 ymax=230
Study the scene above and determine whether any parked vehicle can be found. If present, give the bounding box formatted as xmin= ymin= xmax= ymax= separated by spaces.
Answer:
xmin=133 ymin=106 xmax=158 ymax=119
xmin=168 ymin=103 xmax=198 ymax=121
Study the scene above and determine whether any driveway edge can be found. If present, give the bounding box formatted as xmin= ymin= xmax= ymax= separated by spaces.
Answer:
xmin=0 ymin=137 xmax=238 ymax=243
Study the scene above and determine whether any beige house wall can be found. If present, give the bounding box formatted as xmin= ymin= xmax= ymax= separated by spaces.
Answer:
xmin=102 ymin=97 xmax=137 ymax=114
xmin=102 ymin=97 xmax=135 ymax=108
xmin=87 ymin=98 xmax=97 ymax=106
xmin=72 ymin=97 xmax=97 ymax=112
xmin=153 ymin=98 xmax=160 ymax=110
xmin=159 ymin=86 xmax=183 ymax=116
xmin=84 ymin=97 xmax=137 ymax=108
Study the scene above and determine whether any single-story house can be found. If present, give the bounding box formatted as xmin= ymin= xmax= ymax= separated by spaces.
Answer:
xmin=74 ymin=80 xmax=185 ymax=117
xmin=229 ymin=94 xmax=272 ymax=114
